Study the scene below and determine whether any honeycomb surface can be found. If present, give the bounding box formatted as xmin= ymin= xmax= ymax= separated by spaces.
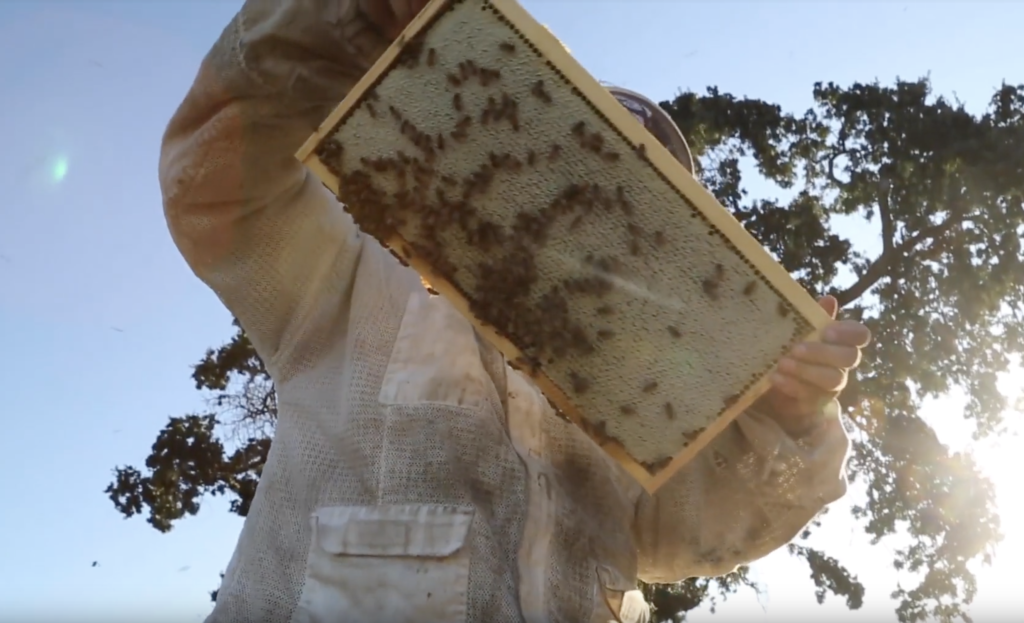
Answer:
xmin=310 ymin=0 xmax=813 ymax=471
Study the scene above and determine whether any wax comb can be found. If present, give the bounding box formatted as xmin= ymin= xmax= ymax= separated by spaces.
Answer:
xmin=296 ymin=0 xmax=832 ymax=492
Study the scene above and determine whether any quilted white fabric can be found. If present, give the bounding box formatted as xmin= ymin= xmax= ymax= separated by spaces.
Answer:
xmin=158 ymin=1 xmax=851 ymax=621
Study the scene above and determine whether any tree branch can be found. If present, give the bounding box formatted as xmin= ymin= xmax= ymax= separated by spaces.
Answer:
xmin=878 ymin=177 xmax=895 ymax=253
xmin=824 ymin=146 xmax=897 ymax=254
xmin=835 ymin=215 xmax=967 ymax=306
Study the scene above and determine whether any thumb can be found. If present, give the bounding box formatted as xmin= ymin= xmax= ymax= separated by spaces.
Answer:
xmin=819 ymin=295 xmax=839 ymax=319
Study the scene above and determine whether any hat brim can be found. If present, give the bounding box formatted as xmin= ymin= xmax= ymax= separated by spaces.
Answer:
xmin=606 ymin=85 xmax=695 ymax=174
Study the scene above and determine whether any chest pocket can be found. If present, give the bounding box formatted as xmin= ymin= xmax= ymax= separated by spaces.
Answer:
xmin=292 ymin=505 xmax=474 ymax=623
xmin=378 ymin=291 xmax=495 ymax=409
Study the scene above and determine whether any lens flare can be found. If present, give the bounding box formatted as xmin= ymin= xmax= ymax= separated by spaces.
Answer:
xmin=51 ymin=156 xmax=68 ymax=183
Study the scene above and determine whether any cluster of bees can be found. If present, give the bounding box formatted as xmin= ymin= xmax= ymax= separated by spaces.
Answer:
xmin=314 ymin=31 xmax=789 ymax=445
xmin=570 ymin=413 xmax=697 ymax=475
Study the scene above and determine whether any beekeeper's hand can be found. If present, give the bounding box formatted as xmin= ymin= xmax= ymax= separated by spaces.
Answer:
xmin=759 ymin=295 xmax=872 ymax=437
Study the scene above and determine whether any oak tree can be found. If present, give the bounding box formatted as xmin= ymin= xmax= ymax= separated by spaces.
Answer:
xmin=107 ymin=77 xmax=1024 ymax=622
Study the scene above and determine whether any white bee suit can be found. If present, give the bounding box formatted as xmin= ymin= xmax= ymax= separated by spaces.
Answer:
xmin=158 ymin=1 xmax=852 ymax=621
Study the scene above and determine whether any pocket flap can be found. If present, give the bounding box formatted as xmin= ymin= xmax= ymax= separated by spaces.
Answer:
xmin=313 ymin=505 xmax=474 ymax=558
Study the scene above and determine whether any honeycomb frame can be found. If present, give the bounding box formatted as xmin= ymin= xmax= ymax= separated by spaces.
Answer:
xmin=296 ymin=0 xmax=832 ymax=493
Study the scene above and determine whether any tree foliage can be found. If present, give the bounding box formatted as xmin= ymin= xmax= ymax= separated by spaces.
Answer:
xmin=107 ymin=77 xmax=1024 ymax=622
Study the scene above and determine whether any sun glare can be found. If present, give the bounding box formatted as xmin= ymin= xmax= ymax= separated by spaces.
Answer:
xmin=964 ymin=364 xmax=1024 ymax=595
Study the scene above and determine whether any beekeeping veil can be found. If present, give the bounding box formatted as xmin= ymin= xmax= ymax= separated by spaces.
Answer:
xmin=606 ymin=85 xmax=695 ymax=175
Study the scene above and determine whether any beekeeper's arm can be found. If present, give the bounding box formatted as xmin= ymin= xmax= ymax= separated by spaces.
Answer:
xmin=634 ymin=401 xmax=851 ymax=582
xmin=158 ymin=0 xmax=392 ymax=372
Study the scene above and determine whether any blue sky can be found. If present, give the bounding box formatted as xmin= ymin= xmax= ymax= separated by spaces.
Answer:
xmin=0 ymin=1 xmax=1021 ymax=621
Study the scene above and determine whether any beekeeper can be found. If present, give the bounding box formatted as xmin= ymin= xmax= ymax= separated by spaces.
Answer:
xmin=159 ymin=1 xmax=872 ymax=622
